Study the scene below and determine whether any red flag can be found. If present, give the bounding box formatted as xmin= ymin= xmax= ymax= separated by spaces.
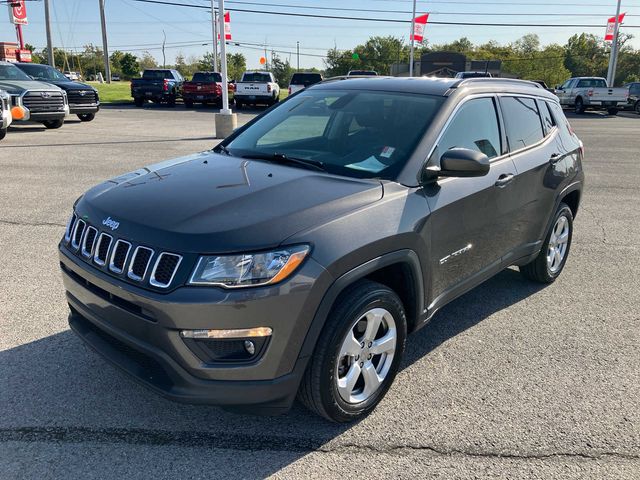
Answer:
xmin=605 ymin=13 xmax=625 ymax=41
xmin=410 ymin=14 xmax=429 ymax=43
xmin=218 ymin=12 xmax=232 ymax=40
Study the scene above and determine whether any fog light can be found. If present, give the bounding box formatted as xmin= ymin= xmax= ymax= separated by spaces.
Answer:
xmin=180 ymin=327 xmax=272 ymax=339
xmin=11 ymin=106 xmax=26 ymax=120
xmin=244 ymin=340 xmax=255 ymax=355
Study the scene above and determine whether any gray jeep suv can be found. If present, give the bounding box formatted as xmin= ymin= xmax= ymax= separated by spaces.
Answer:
xmin=59 ymin=77 xmax=584 ymax=422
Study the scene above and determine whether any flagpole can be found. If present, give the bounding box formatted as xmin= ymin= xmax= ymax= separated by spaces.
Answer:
xmin=606 ymin=0 xmax=622 ymax=87
xmin=409 ymin=0 xmax=417 ymax=77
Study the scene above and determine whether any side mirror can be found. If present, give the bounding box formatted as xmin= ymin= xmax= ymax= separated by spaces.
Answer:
xmin=438 ymin=148 xmax=490 ymax=178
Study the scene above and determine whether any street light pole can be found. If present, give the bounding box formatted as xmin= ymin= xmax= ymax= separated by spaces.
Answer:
xmin=98 ymin=0 xmax=111 ymax=83
xmin=213 ymin=0 xmax=237 ymax=138
xmin=409 ymin=0 xmax=417 ymax=77
xmin=297 ymin=41 xmax=300 ymax=72
xmin=44 ymin=0 xmax=55 ymax=67
xmin=606 ymin=0 xmax=623 ymax=87
xmin=210 ymin=3 xmax=218 ymax=71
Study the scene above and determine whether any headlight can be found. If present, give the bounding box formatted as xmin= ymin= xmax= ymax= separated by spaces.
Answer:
xmin=188 ymin=245 xmax=310 ymax=288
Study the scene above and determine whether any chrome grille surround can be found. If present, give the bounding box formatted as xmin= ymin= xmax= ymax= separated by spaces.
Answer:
xmin=150 ymin=253 xmax=183 ymax=289
xmin=127 ymin=246 xmax=155 ymax=282
xmin=81 ymin=226 xmax=98 ymax=258
xmin=64 ymin=213 xmax=77 ymax=243
xmin=70 ymin=219 xmax=86 ymax=250
xmin=108 ymin=239 xmax=132 ymax=274
xmin=93 ymin=232 xmax=113 ymax=266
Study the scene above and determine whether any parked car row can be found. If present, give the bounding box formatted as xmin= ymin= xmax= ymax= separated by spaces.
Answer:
xmin=131 ymin=69 xmax=326 ymax=109
xmin=0 ymin=61 xmax=100 ymax=141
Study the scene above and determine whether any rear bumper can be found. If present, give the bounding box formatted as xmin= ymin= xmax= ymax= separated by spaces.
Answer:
xmin=183 ymin=92 xmax=220 ymax=102
xmin=235 ymin=94 xmax=274 ymax=103
xmin=59 ymin=244 xmax=332 ymax=410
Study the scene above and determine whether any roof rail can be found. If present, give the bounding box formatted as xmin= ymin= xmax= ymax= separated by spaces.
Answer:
xmin=452 ymin=77 xmax=542 ymax=89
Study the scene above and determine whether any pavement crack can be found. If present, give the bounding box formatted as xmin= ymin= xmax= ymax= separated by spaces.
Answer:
xmin=1 ymin=427 xmax=639 ymax=461
xmin=0 ymin=219 xmax=65 ymax=228
xmin=580 ymin=206 xmax=608 ymax=245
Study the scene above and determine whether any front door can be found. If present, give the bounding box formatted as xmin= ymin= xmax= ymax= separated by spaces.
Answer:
xmin=421 ymin=96 xmax=521 ymax=306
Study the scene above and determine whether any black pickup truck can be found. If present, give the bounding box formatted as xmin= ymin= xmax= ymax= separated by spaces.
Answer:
xmin=131 ymin=69 xmax=184 ymax=107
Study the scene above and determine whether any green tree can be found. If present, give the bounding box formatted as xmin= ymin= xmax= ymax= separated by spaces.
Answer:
xmin=226 ymin=52 xmax=246 ymax=81
xmin=119 ymin=53 xmax=139 ymax=79
xmin=138 ymin=51 xmax=158 ymax=71
xmin=564 ymin=33 xmax=608 ymax=78
xmin=271 ymin=53 xmax=294 ymax=87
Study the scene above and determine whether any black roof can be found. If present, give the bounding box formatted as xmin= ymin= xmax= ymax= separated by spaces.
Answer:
xmin=313 ymin=76 xmax=553 ymax=99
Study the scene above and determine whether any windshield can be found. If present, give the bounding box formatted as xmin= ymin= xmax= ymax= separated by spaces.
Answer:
xmin=192 ymin=72 xmax=222 ymax=82
xmin=290 ymin=73 xmax=322 ymax=86
xmin=242 ymin=73 xmax=271 ymax=83
xmin=0 ymin=64 xmax=32 ymax=81
xmin=16 ymin=64 xmax=68 ymax=81
xmin=142 ymin=70 xmax=173 ymax=80
xmin=225 ymin=88 xmax=444 ymax=180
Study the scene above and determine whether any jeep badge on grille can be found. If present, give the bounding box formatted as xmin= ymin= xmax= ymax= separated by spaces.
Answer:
xmin=102 ymin=216 xmax=120 ymax=231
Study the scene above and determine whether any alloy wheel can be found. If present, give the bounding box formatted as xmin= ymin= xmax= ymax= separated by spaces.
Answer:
xmin=335 ymin=308 xmax=397 ymax=404
xmin=547 ymin=215 xmax=570 ymax=273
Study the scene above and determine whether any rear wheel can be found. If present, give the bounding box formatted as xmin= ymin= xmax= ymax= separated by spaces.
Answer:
xmin=134 ymin=97 xmax=144 ymax=107
xmin=520 ymin=203 xmax=573 ymax=283
xmin=166 ymin=96 xmax=176 ymax=107
xmin=42 ymin=119 xmax=64 ymax=129
xmin=574 ymin=97 xmax=585 ymax=114
xmin=635 ymin=101 xmax=640 ymax=115
xmin=298 ymin=280 xmax=407 ymax=422
xmin=0 ymin=128 xmax=6 ymax=140
xmin=607 ymin=107 xmax=619 ymax=116
xmin=77 ymin=113 xmax=95 ymax=122
xmin=184 ymin=100 xmax=194 ymax=108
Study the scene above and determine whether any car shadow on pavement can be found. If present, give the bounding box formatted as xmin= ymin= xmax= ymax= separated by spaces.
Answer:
xmin=1 ymin=268 xmax=546 ymax=477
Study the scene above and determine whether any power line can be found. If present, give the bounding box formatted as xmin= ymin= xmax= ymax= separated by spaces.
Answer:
xmin=129 ymin=0 xmax=640 ymax=28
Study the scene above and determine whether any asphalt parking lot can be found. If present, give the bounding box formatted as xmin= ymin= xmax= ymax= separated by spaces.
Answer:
xmin=1 ymin=105 xmax=639 ymax=479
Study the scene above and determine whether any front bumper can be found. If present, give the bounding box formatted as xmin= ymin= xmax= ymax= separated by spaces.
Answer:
xmin=59 ymin=244 xmax=331 ymax=409
xmin=69 ymin=103 xmax=100 ymax=115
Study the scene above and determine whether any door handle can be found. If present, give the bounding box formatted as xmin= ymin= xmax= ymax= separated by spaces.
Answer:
xmin=549 ymin=153 xmax=562 ymax=164
xmin=495 ymin=173 xmax=515 ymax=187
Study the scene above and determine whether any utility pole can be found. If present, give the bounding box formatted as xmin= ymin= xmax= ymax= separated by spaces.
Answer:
xmin=210 ymin=3 xmax=218 ymax=71
xmin=409 ymin=0 xmax=417 ymax=77
xmin=44 ymin=0 xmax=55 ymax=67
xmin=296 ymin=41 xmax=300 ymax=71
xmin=606 ymin=0 xmax=623 ymax=87
xmin=98 ymin=0 xmax=111 ymax=83
xmin=162 ymin=30 xmax=166 ymax=68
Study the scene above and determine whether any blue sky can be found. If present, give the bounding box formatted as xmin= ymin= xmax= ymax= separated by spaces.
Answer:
xmin=3 ymin=0 xmax=639 ymax=70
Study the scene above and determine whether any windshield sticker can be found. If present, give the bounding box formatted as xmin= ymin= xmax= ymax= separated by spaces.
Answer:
xmin=346 ymin=156 xmax=388 ymax=173
xmin=380 ymin=146 xmax=395 ymax=158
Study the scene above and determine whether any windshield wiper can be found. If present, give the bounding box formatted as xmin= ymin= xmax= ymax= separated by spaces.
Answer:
xmin=240 ymin=152 xmax=326 ymax=172
xmin=213 ymin=144 xmax=231 ymax=155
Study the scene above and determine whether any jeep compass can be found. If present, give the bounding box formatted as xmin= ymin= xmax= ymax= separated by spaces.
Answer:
xmin=59 ymin=77 xmax=584 ymax=422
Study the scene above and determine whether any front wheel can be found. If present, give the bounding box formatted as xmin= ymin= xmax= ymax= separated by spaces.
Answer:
xmin=520 ymin=203 xmax=573 ymax=283
xmin=298 ymin=280 xmax=407 ymax=422
xmin=42 ymin=119 xmax=64 ymax=129
xmin=635 ymin=101 xmax=640 ymax=115
xmin=607 ymin=108 xmax=619 ymax=116
xmin=134 ymin=98 xmax=144 ymax=107
xmin=77 ymin=113 xmax=95 ymax=122
xmin=184 ymin=100 xmax=194 ymax=108
xmin=574 ymin=97 xmax=585 ymax=114
xmin=0 ymin=128 xmax=6 ymax=140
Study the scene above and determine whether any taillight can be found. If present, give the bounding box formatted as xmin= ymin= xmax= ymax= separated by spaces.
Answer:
xmin=215 ymin=83 xmax=222 ymax=95
xmin=288 ymin=87 xmax=291 ymax=95
xmin=267 ymin=84 xmax=272 ymax=93
xmin=163 ymin=79 xmax=169 ymax=92
xmin=587 ymin=88 xmax=593 ymax=97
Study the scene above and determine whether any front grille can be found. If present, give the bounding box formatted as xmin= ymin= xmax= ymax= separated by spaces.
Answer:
xmin=127 ymin=246 xmax=154 ymax=281
xmin=93 ymin=233 xmax=112 ymax=266
xmin=109 ymin=240 xmax=132 ymax=274
xmin=81 ymin=226 xmax=98 ymax=258
xmin=67 ymin=89 xmax=97 ymax=105
xmin=150 ymin=253 xmax=182 ymax=288
xmin=64 ymin=213 xmax=77 ymax=243
xmin=22 ymin=91 xmax=65 ymax=113
xmin=71 ymin=220 xmax=86 ymax=250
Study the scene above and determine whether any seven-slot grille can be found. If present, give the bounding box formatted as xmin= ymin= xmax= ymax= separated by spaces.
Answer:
xmin=22 ymin=91 xmax=65 ymax=113
xmin=67 ymin=89 xmax=98 ymax=106
xmin=63 ymin=214 xmax=181 ymax=289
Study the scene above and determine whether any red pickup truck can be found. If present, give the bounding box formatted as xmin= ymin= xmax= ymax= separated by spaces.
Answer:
xmin=182 ymin=71 xmax=235 ymax=108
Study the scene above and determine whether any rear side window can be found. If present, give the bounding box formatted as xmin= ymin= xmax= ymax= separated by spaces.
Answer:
xmin=433 ymin=97 xmax=501 ymax=160
xmin=547 ymin=101 xmax=578 ymax=146
xmin=290 ymin=73 xmax=322 ymax=86
xmin=192 ymin=72 xmax=222 ymax=82
xmin=630 ymin=84 xmax=640 ymax=95
xmin=538 ymin=99 xmax=555 ymax=133
xmin=501 ymin=97 xmax=544 ymax=151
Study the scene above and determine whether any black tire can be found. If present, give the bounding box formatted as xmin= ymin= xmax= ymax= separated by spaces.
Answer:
xmin=607 ymin=108 xmax=619 ymax=116
xmin=0 ymin=128 xmax=6 ymax=140
xmin=77 ymin=113 xmax=95 ymax=122
xmin=235 ymin=100 xmax=243 ymax=109
xmin=574 ymin=97 xmax=585 ymax=114
xmin=42 ymin=119 xmax=64 ymax=129
xmin=166 ymin=96 xmax=176 ymax=107
xmin=184 ymin=100 xmax=194 ymax=108
xmin=520 ymin=203 xmax=573 ymax=283
xmin=298 ymin=280 xmax=407 ymax=422
xmin=634 ymin=101 xmax=640 ymax=115
xmin=134 ymin=98 xmax=144 ymax=107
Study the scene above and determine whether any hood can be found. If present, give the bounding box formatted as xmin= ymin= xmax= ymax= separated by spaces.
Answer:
xmin=0 ymin=80 xmax=64 ymax=95
xmin=76 ymin=151 xmax=383 ymax=253
xmin=47 ymin=80 xmax=95 ymax=91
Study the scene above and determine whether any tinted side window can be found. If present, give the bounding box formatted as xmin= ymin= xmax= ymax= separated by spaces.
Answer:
xmin=501 ymin=97 xmax=544 ymax=151
xmin=631 ymin=84 xmax=640 ymax=95
xmin=433 ymin=97 xmax=501 ymax=160
xmin=538 ymin=99 xmax=555 ymax=133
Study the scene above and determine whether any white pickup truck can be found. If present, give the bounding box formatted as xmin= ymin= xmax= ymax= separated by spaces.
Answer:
xmin=556 ymin=77 xmax=628 ymax=115
xmin=235 ymin=71 xmax=280 ymax=108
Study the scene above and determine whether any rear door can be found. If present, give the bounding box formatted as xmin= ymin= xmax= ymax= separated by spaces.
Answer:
xmin=424 ymin=96 xmax=520 ymax=303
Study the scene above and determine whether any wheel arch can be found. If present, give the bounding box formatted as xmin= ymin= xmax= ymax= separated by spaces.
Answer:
xmin=297 ymin=250 xmax=424 ymax=361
